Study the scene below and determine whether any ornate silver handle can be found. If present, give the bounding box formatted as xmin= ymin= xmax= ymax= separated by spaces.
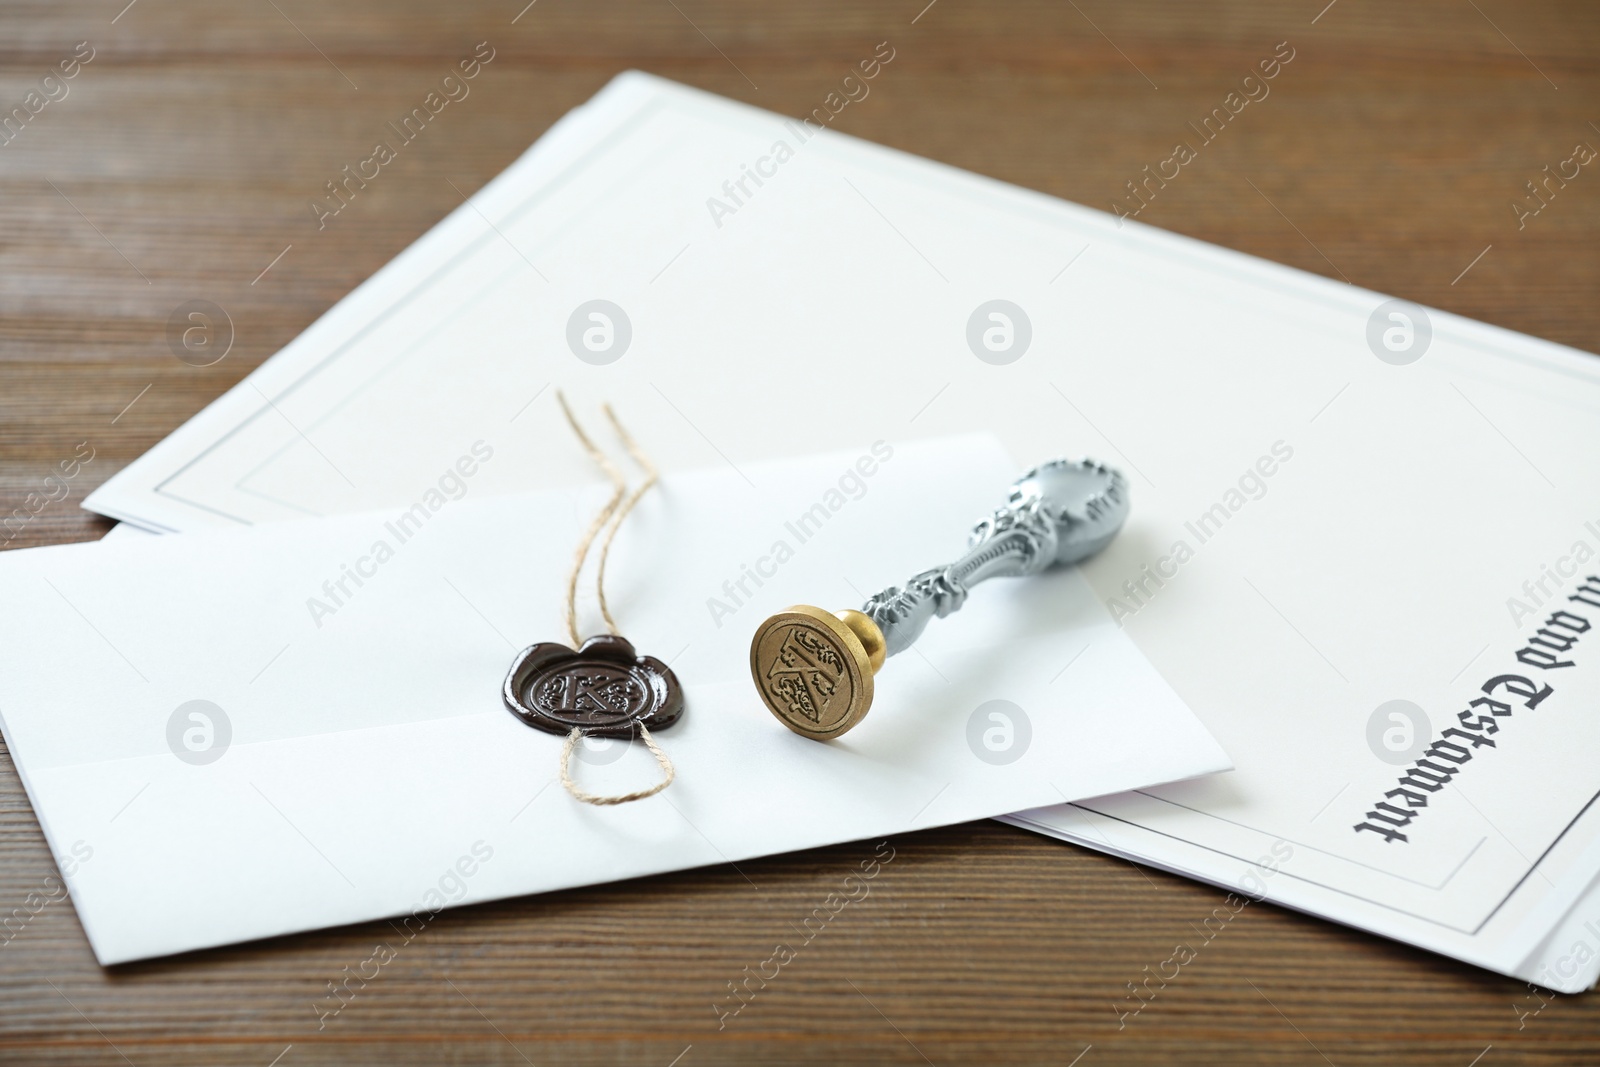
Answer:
xmin=861 ymin=458 xmax=1129 ymax=655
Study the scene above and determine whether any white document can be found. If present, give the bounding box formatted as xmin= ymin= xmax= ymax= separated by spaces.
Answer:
xmin=0 ymin=436 xmax=1226 ymax=963
xmin=78 ymin=71 xmax=1600 ymax=988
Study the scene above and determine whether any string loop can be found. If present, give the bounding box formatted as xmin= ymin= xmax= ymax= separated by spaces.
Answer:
xmin=558 ymin=725 xmax=676 ymax=806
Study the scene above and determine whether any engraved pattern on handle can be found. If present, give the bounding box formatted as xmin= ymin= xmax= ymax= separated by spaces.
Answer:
xmin=860 ymin=459 xmax=1129 ymax=656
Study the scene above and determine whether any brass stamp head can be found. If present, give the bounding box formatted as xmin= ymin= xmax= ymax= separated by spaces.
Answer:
xmin=749 ymin=605 xmax=885 ymax=740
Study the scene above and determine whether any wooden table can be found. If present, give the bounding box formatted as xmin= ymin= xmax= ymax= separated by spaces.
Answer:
xmin=3 ymin=1 xmax=1598 ymax=1062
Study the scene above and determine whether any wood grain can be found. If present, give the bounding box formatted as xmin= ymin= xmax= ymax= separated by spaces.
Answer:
xmin=2 ymin=1 xmax=1598 ymax=1062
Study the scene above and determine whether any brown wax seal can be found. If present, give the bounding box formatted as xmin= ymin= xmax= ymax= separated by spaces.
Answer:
xmin=503 ymin=635 xmax=683 ymax=739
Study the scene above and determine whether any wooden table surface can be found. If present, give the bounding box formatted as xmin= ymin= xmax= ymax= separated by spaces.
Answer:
xmin=3 ymin=1 xmax=1598 ymax=1063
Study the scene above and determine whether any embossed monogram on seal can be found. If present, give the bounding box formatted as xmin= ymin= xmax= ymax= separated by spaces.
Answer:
xmin=504 ymin=634 xmax=682 ymax=739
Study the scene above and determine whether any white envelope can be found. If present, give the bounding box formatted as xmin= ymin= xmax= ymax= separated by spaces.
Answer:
xmin=76 ymin=70 xmax=1600 ymax=989
xmin=0 ymin=435 xmax=1226 ymax=963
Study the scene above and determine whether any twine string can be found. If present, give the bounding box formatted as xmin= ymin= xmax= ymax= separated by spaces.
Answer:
xmin=552 ymin=391 xmax=674 ymax=806
xmin=555 ymin=391 xmax=626 ymax=649
xmin=559 ymin=724 xmax=676 ymax=806
xmin=594 ymin=403 xmax=659 ymax=636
